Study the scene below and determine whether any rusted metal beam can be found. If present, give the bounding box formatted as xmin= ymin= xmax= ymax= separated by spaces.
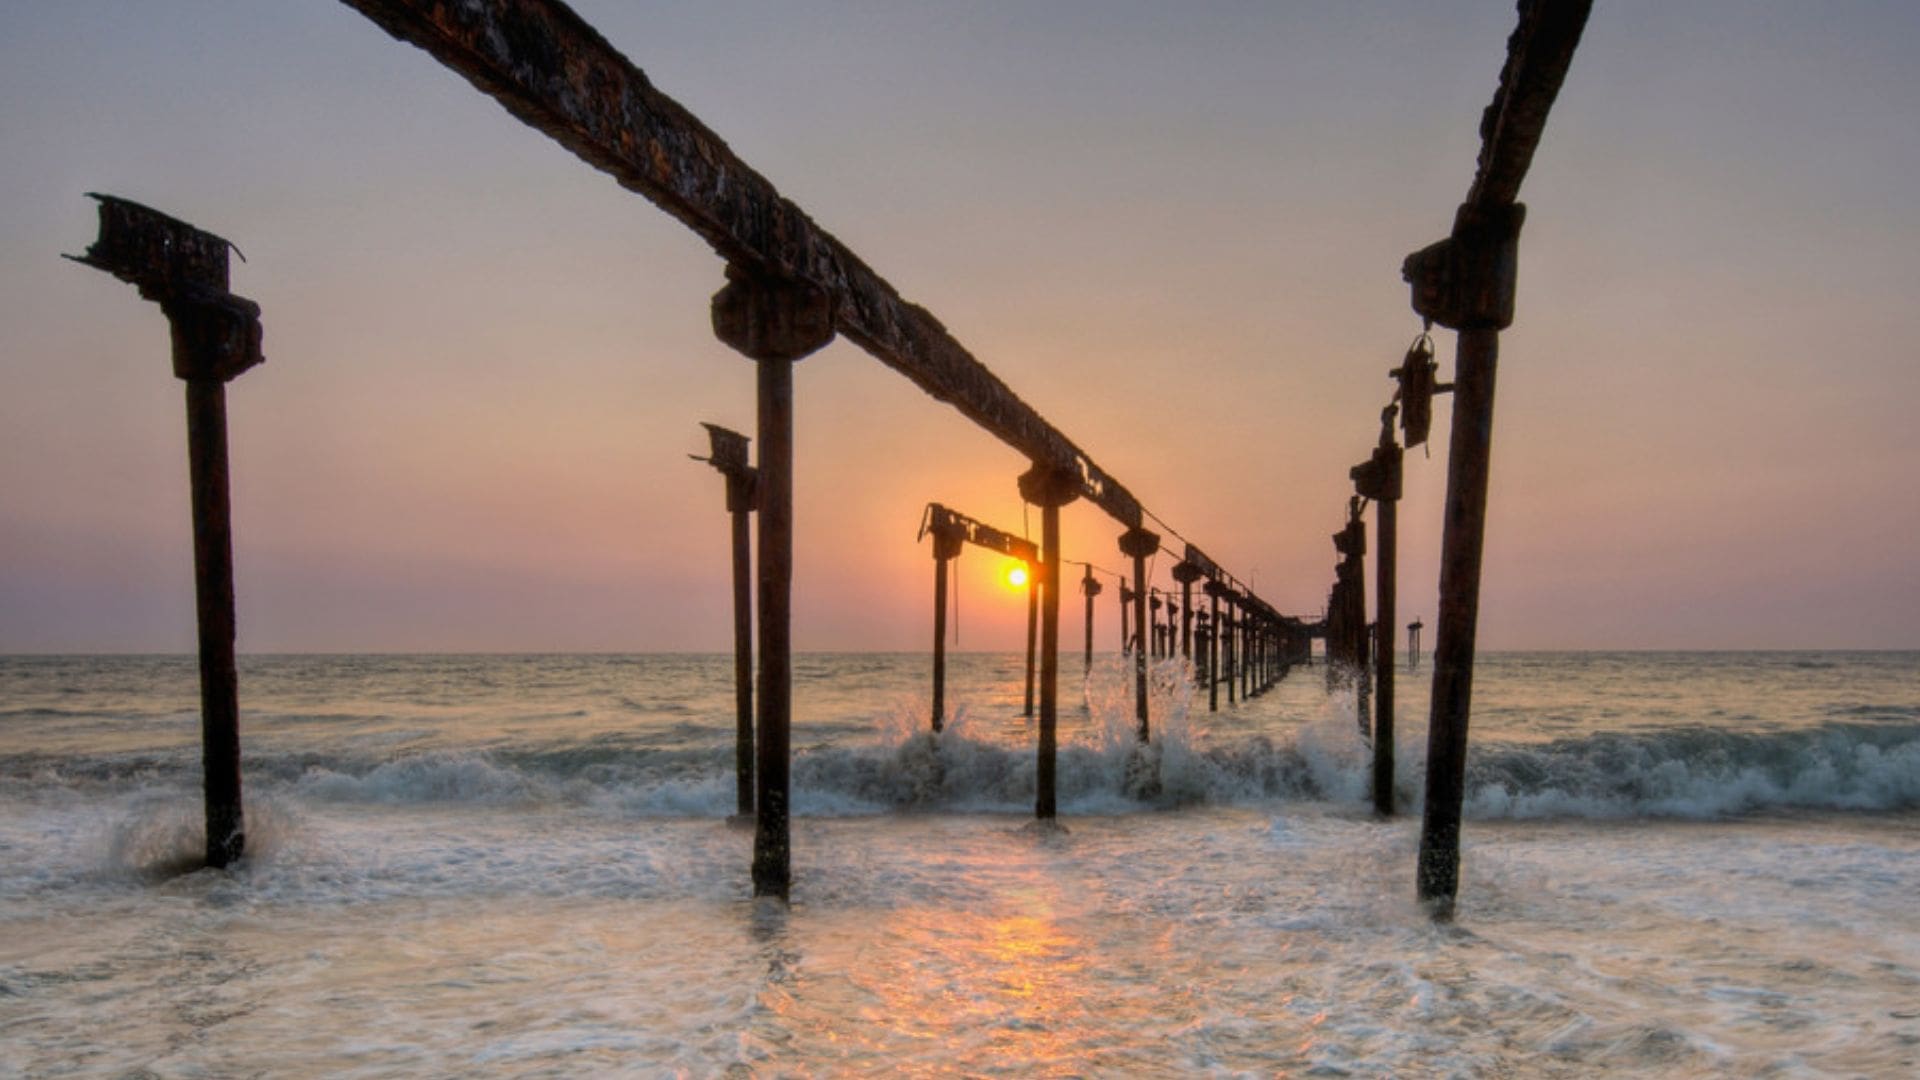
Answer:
xmin=1467 ymin=0 xmax=1594 ymax=210
xmin=341 ymin=0 xmax=1144 ymax=526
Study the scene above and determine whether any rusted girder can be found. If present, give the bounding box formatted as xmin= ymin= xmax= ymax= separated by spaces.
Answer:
xmin=1467 ymin=0 xmax=1594 ymax=209
xmin=341 ymin=0 xmax=1143 ymax=526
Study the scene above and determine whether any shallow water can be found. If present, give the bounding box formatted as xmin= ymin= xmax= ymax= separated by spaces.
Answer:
xmin=2 ymin=652 xmax=1917 ymax=1074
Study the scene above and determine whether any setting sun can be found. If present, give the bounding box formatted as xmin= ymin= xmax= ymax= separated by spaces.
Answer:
xmin=1006 ymin=564 xmax=1029 ymax=589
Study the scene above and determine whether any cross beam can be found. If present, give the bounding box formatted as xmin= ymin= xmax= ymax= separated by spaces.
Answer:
xmin=342 ymin=0 xmax=1143 ymax=526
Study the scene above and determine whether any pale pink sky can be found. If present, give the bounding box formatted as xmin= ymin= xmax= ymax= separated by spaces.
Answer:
xmin=3 ymin=2 xmax=1917 ymax=652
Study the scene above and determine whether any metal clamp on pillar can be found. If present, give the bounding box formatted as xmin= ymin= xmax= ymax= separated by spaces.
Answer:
xmin=1402 ymin=202 xmax=1527 ymax=333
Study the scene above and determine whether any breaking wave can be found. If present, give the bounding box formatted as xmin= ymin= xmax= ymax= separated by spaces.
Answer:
xmin=10 ymin=717 xmax=1918 ymax=823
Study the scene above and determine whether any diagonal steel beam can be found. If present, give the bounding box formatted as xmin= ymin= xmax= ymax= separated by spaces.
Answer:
xmin=341 ymin=0 xmax=1143 ymax=526
xmin=1467 ymin=0 xmax=1592 ymax=210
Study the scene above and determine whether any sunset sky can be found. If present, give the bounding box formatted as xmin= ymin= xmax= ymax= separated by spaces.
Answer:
xmin=3 ymin=1 xmax=1917 ymax=653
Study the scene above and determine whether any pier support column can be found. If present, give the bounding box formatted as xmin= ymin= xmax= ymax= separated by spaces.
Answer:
xmin=1118 ymin=527 xmax=1159 ymax=741
xmin=1205 ymin=582 xmax=1224 ymax=713
xmin=1019 ymin=466 xmax=1080 ymax=820
xmin=712 ymin=265 xmax=835 ymax=902
xmin=927 ymin=517 xmax=964 ymax=733
xmin=1353 ymin=411 xmax=1404 ymax=817
xmin=695 ymin=423 xmax=759 ymax=815
xmin=1080 ymin=566 xmax=1102 ymax=674
xmin=1023 ymin=564 xmax=1038 ymax=718
xmin=71 ymin=195 xmax=264 ymax=870
xmin=1173 ymin=562 xmax=1201 ymax=664
xmin=1407 ymin=201 xmax=1525 ymax=919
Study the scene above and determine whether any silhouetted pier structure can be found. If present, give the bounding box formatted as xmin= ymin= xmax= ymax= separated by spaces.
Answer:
xmin=50 ymin=1 xmax=1589 ymax=919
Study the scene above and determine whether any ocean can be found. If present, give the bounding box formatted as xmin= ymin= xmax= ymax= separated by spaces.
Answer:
xmin=1 ymin=651 xmax=1917 ymax=1076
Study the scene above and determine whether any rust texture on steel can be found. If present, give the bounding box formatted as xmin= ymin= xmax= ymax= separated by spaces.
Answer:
xmin=342 ymin=0 xmax=1142 ymax=525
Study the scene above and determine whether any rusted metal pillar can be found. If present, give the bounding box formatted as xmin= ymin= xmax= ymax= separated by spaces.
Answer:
xmin=1173 ymin=562 xmax=1200 ymax=662
xmin=70 ymin=195 xmax=263 ymax=870
xmin=712 ymin=266 xmax=835 ymax=902
xmin=1334 ymin=503 xmax=1369 ymax=735
xmin=1225 ymin=606 xmax=1238 ymax=706
xmin=1408 ymin=201 xmax=1526 ymax=919
xmin=1206 ymin=583 xmax=1223 ymax=712
xmin=1244 ymin=599 xmax=1259 ymax=691
xmin=1147 ymin=592 xmax=1159 ymax=658
xmin=928 ymin=518 xmax=963 ymax=734
xmin=694 ymin=423 xmax=758 ymax=815
xmin=1195 ymin=613 xmax=1211 ymax=696
xmin=1117 ymin=528 xmax=1158 ymax=741
xmin=1020 ymin=467 xmax=1079 ymax=820
xmin=1118 ymin=582 xmax=1133 ymax=655
xmin=1023 ymin=566 xmax=1038 ymax=718
xmin=1354 ymin=409 xmax=1404 ymax=816
xmin=1080 ymin=565 xmax=1102 ymax=674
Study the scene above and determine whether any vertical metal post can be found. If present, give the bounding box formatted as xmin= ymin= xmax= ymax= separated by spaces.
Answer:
xmin=1081 ymin=565 xmax=1100 ymax=674
xmin=1179 ymin=577 xmax=1195 ymax=660
xmin=1374 ymin=491 xmax=1397 ymax=816
xmin=1023 ymin=571 xmax=1038 ymax=718
xmin=712 ymin=267 xmax=834 ymax=903
xmin=1418 ymin=326 xmax=1499 ymax=916
xmin=1409 ymin=199 xmax=1526 ymax=919
xmin=694 ymin=422 xmax=757 ymax=817
xmin=1019 ymin=466 xmax=1078 ymax=820
xmin=1118 ymin=528 xmax=1158 ymax=741
xmin=730 ymin=481 xmax=755 ymax=813
xmin=184 ymin=378 xmax=244 ymax=868
xmin=1207 ymin=588 xmax=1221 ymax=713
xmin=931 ymin=548 xmax=949 ymax=733
xmin=753 ymin=355 xmax=794 ymax=898
xmin=70 ymin=196 xmax=264 ymax=871
xmin=1354 ymin=419 xmax=1402 ymax=818
xmin=1037 ymin=504 xmax=1062 ymax=818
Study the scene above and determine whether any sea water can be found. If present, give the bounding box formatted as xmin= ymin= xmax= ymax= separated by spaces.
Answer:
xmin=1 ymin=652 xmax=1916 ymax=1076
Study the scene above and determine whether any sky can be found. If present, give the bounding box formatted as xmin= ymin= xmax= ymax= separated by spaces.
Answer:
xmin=3 ymin=1 xmax=1918 ymax=653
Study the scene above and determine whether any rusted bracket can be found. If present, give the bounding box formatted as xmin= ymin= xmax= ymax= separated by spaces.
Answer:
xmin=67 ymin=194 xmax=264 ymax=382
xmin=920 ymin=503 xmax=1037 ymax=565
xmin=1402 ymin=202 xmax=1527 ymax=332
xmin=692 ymin=421 xmax=758 ymax=513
